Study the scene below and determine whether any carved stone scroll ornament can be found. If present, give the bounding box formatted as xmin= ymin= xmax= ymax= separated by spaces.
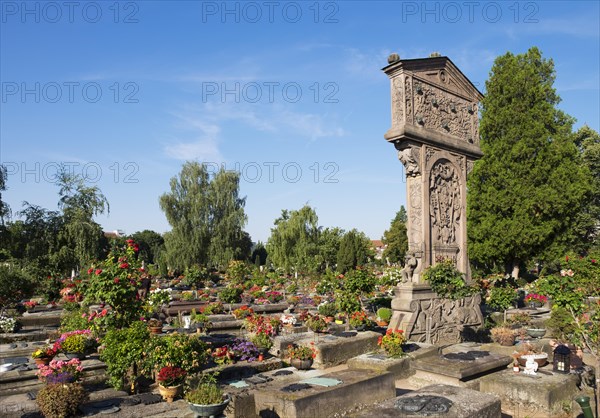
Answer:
xmin=397 ymin=145 xmax=421 ymax=177
xmin=429 ymin=161 xmax=461 ymax=245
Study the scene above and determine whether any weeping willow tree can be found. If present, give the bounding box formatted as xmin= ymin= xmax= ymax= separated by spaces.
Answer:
xmin=159 ymin=162 xmax=250 ymax=271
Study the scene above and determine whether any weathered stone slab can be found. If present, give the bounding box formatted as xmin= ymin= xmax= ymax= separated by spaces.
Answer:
xmin=253 ymin=369 xmax=395 ymax=418
xmin=413 ymin=349 xmax=511 ymax=380
xmin=347 ymin=343 xmax=438 ymax=379
xmin=479 ymin=369 xmax=580 ymax=415
xmin=349 ymin=384 xmax=501 ymax=418
xmin=294 ymin=331 xmax=381 ymax=368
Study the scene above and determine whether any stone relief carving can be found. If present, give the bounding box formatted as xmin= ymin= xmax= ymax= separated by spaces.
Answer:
xmin=391 ymin=77 xmax=404 ymax=126
xmin=397 ymin=145 xmax=421 ymax=177
xmin=466 ymin=160 xmax=474 ymax=175
xmin=405 ymin=294 xmax=482 ymax=344
xmin=405 ymin=76 xmax=413 ymax=123
xmin=430 ymin=160 xmax=461 ymax=245
xmin=425 ymin=147 xmax=436 ymax=163
xmin=401 ymin=252 xmax=418 ymax=283
xmin=412 ymin=80 xmax=478 ymax=143
xmin=409 ymin=181 xmax=422 ymax=249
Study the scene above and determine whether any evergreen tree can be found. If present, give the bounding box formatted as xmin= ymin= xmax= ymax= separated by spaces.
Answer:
xmin=317 ymin=227 xmax=344 ymax=271
xmin=382 ymin=206 xmax=409 ymax=264
xmin=336 ymin=229 xmax=373 ymax=273
xmin=159 ymin=162 xmax=250 ymax=270
xmin=130 ymin=230 xmax=165 ymax=264
xmin=250 ymin=241 xmax=268 ymax=266
xmin=266 ymin=205 xmax=320 ymax=273
xmin=467 ymin=47 xmax=592 ymax=277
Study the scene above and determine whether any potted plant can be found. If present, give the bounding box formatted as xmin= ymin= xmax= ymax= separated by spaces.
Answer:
xmin=36 ymin=358 xmax=84 ymax=384
xmin=306 ymin=314 xmax=328 ymax=333
xmin=376 ymin=308 xmax=392 ymax=326
xmin=377 ymin=328 xmax=407 ymax=357
xmin=185 ymin=374 xmax=230 ymax=418
xmin=31 ymin=345 xmax=57 ymax=366
xmin=36 ymin=382 xmax=88 ymax=418
xmin=211 ymin=346 xmax=235 ymax=365
xmin=58 ymin=330 xmax=96 ymax=360
xmin=524 ymin=293 xmax=548 ymax=308
xmin=280 ymin=313 xmax=297 ymax=327
xmin=23 ymin=300 xmax=38 ymax=312
xmin=190 ymin=309 xmax=211 ymax=334
xmin=232 ymin=305 xmax=254 ymax=319
xmin=349 ymin=311 xmax=372 ymax=331
xmin=250 ymin=332 xmax=273 ymax=359
xmin=334 ymin=313 xmax=346 ymax=325
xmin=490 ymin=326 xmax=516 ymax=346
xmin=516 ymin=342 xmax=549 ymax=367
xmin=156 ymin=366 xmax=187 ymax=403
xmin=147 ymin=318 xmax=163 ymax=335
xmin=317 ymin=302 xmax=337 ymax=322
xmin=287 ymin=343 xmax=317 ymax=370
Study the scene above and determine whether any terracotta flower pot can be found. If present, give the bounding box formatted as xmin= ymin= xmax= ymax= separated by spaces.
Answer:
xmin=158 ymin=384 xmax=181 ymax=403
xmin=290 ymin=358 xmax=313 ymax=370
xmin=34 ymin=357 xmax=52 ymax=366
xmin=149 ymin=326 xmax=163 ymax=335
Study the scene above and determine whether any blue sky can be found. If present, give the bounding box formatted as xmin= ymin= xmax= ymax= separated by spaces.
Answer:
xmin=1 ymin=1 xmax=599 ymax=242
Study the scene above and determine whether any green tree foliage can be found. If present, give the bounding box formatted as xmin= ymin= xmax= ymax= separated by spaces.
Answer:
xmin=317 ymin=227 xmax=344 ymax=271
xmin=0 ymin=165 xmax=9 ymax=225
xmin=251 ymin=241 xmax=268 ymax=266
xmin=468 ymin=47 xmax=592 ymax=277
xmin=266 ymin=205 xmax=320 ymax=273
xmin=336 ymin=229 xmax=373 ymax=273
xmin=382 ymin=206 xmax=408 ymax=264
xmin=159 ymin=162 xmax=250 ymax=270
xmin=57 ymin=169 xmax=109 ymax=269
xmin=0 ymin=265 xmax=34 ymax=309
xmin=130 ymin=230 xmax=165 ymax=265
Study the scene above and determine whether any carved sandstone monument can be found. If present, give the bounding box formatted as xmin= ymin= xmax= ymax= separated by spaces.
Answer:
xmin=383 ymin=54 xmax=484 ymax=344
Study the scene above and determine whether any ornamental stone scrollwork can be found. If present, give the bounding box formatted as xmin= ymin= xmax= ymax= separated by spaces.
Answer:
xmin=413 ymin=80 xmax=478 ymax=143
xmin=430 ymin=160 xmax=461 ymax=245
xmin=409 ymin=181 xmax=423 ymax=249
xmin=391 ymin=77 xmax=404 ymax=126
xmin=397 ymin=144 xmax=421 ymax=177
xmin=405 ymin=76 xmax=413 ymax=123
xmin=425 ymin=147 xmax=437 ymax=163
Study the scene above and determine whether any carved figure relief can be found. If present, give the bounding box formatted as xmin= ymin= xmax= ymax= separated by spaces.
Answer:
xmin=401 ymin=252 xmax=418 ymax=283
xmin=391 ymin=77 xmax=404 ymax=125
xmin=397 ymin=145 xmax=421 ymax=177
xmin=430 ymin=160 xmax=461 ymax=245
xmin=412 ymin=80 xmax=478 ymax=143
xmin=409 ymin=181 xmax=422 ymax=249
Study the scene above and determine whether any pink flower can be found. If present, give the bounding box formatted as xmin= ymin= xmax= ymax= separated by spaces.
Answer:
xmin=95 ymin=269 xmax=102 ymax=275
xmin=114 ymin=278 xmax=120 ymax=284
xmin=87 ymin=268 xmax=93 ymax=274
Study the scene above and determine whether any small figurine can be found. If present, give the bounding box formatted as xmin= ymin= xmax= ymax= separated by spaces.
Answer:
xmin=522 ymin=357 xmax=538 ymax=375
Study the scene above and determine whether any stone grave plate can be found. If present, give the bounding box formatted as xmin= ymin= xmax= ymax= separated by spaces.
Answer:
xmin=246 ymin=375 xmax=272 ymax=385
xmin=442 ymin=350 xmax=490 ymax=361
xmin=367 ymin=354 xmax=388 ymax=361
xmin=395 ymin=395 xmax=453 ymax=415
xmin=335 ymin=331 xmax=357 ymax=338
xmin=273 ymin=370 xmax=293 ymax=376
xmin=300 ymin=377 xmax=342 ymax=387
xmin=414 ymin=350 xmax=511 ymax=379
xmin=281 ymin=383 xmax=312 ymax=392
xmin=229 ymin=380 xmax=250 ymax=388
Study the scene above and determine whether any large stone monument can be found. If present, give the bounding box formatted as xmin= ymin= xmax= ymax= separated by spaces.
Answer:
xmin=383 ymin=53 xmax=484 ymax=344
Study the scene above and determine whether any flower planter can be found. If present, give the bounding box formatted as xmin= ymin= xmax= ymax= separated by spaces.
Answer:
xmin=34 ymin=357 xmax=52 ymax=366
xmin=526 ymin=328 xmax=546 ymax=339
xmin=149 ymin=326 xmax=163 ymax=335
xmin=158 ymin=384 xmax=181 ymax=403
xmin=518 ymin=353 xmax=548 ymax=368
xmin=290 ymin=358 xmax=313 ymax=370
xmin=188 ymin=395 xmax=230 ymax=418
xmin=353 ymin=324 xmax=367 ymax=332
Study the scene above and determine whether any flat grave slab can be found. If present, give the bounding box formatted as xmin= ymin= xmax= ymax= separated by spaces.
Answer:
xmin=294 ymin=331 xmax=381 ymax=368
xmin=479 ymin=368 xmax=580 ymax=415
xmin=348 ymin=384 xmax=501 ymax=418
xmin=347 ymin=342 xmax=438 ymax=379
xmin=412 ymin=348 xmax=511 ymax=387
xmin=253 ymin=368 xmax=395 ymax=418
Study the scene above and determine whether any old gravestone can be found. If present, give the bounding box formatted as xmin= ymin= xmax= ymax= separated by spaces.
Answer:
xmin=383 ymin=54 xmax=484 ymax=344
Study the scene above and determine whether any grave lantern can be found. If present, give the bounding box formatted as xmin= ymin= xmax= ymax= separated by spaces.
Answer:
xmin=553 ymin=344 xmax=571 ymax=373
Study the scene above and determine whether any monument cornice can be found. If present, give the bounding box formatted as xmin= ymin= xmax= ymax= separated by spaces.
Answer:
xmin=384 ymin=124 xmax=483 ymax=160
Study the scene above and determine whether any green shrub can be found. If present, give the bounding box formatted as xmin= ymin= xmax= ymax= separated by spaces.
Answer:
xmin=486 ymin=286 xmax=517 ymax=311
xmin=60 ymin=309 xmax=90 ymax=333
xmin=317 ymin=302 xmax=337 ymax=317
xmin=100 ymin=321 xmax=150 ymax=390
xmin=422 ymin=260 xmax=478 ymax=300
xmin=218 ymin=287 xmax=242 ymax=304
xmin=335 ymin=291 xmax=361 ymax=314
xmin=36 ymin=382 xmax=88 ymax=418
xmin=185 ymin=382 xmax=223 ymax=405
xmin=377 ymin=307 xmax=392 ymax=322
xmin=546 ymin=306 xmax=578 ymax=341
xmin=344 ymin=268 xmax=376 ymax=295
xmin=0 ymin=265 xmax=34 ymax=308
xmin=143 ymin=333 xmax=208 ymax=374
xmin=226 ymin=260 xmax=249 ymax=284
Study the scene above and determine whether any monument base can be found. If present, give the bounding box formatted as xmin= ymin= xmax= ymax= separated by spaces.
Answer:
xmin=388 ymin=284 xmax=483 ymax=344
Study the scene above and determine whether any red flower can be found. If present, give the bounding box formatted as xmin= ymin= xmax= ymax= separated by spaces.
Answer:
xmin=119 ymin=263 xmax=129 ymax=269
xmin=95 ymin=269 xmax=102 ymax=275
xmin=87 ymin=268 xmax=93 ymax=274
xmin=113 ymin=278 xmax=120 ymax=284
xmin=566 ymin=255 xmax=569 ymax=261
